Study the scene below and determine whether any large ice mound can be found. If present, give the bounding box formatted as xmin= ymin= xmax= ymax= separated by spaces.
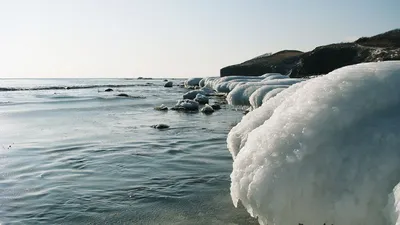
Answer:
xmin=228 ymin=61 xmax=400 ymax=225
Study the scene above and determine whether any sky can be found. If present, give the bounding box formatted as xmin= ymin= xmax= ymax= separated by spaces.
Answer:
xmin=0 ymin=0 xmax=399 ymax=78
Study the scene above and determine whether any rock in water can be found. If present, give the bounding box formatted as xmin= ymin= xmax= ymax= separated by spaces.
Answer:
xmin=183 ymin=90 xmax=204 ymax=100
xmin=171 ymin=99 xmax=199 ymax=111
xmin=211 ymin=104 xmax=221 ymax=110
xmin=105 ymin=88 xmax=114 ymax=92
xmin=154 ymin=104 xmax=168 ymax=111
xmin=164 ymin=81 xmax=173 ymax=87
xmin=151 ymin=124 xmax=169 ymax=129
xmin=201 ymin=104 xmax=214 ymax=114
xmin=194 ymin=93 xmax=209 ymax=104
xmin=116 ymin=93 xmax=129 ymax=97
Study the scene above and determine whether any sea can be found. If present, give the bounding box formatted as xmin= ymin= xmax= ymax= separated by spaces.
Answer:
xmin=0 ymin=78 xmax=258 ymax=225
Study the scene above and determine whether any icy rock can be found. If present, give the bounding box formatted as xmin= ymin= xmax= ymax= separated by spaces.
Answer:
xmin=201 ymin=104 xmax=214 ymax=114
xmin=171 ymin=99 xmax=199 ymax=111
xmin=194 ymin=94 xmax=209 ymax=104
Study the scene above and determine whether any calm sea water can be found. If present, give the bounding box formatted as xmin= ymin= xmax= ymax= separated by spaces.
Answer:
xmin=0 ymin=78 xmax=257 ymax=225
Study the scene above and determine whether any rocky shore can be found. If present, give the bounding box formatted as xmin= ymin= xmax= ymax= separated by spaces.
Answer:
xmin=221 ymin=29 xmax=400 ymax=78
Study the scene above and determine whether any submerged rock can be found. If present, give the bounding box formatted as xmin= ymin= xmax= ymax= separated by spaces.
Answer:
xmin=105 ymin=88 xmax=114 ymax=92
xmin=201 ymin=104 xmax=214 ymax=114
xmin=116 ymin=93 xmax=130 ymax=97
xmin=164 ymin=81 xmax=173 ymax=87
xmin=154 ymin=104 xmax=168 ymax=111
xmin=194 ymin=93 xmax=209 ymax=104
xmin=151 ymin=124 xmax=170 ymax=129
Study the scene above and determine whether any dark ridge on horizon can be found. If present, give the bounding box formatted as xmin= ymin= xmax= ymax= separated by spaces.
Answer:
xmin=221 ymin=28 xmax=400 ymax=78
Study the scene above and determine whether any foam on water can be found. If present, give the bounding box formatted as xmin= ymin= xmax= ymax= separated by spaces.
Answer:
xmin=228 ymin=61 xmax=400 ymax=225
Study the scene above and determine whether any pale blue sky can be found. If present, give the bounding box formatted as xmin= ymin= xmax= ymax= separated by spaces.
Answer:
xmin=0 ymin=0 xmax=398 ymax=78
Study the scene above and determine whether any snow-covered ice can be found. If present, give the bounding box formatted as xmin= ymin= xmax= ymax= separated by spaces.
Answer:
xmin=228 ymin=61 xmax=400 ymax=225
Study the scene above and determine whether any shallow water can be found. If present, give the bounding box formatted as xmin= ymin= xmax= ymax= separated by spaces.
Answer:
xmin=0 ymin=78 xmax=257 ymax=224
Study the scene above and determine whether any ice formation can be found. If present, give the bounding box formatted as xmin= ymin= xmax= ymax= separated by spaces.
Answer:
xmin=261 ymin=87 xmax=286 ymax=105
xmin=171 ymin=99 xmax=199 ymax=111
xmin=194 ymin=93 xmax=209 ymax=104
xmin=184 ymin=77 xmax=203 ymax=87
xmin=228 ymin=61 xmax=400 ymax=225
xmin=201 ymin=104 xmax=214 ymax=114
xmin=261 ymin=74 xmax=288 ymax=81
xmin=226 ymin=79 xmax=304 ymax=106
xmin=249 ymin=85 xmax=290 ymax=108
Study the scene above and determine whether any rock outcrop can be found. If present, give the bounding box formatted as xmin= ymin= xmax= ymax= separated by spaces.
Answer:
xmin=221 ymin=29 xmax=400 ymax=78
xmin=221 ymin=50 xmax=303 ymax=77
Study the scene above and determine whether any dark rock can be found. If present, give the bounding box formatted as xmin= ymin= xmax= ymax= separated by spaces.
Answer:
xmin=171 ymin=99 xmax=199 ymax=111
xmin=221 ymin=50 xmax=303 ymax=77
xmin=201 ymin=104 xmax=214 ymax=114
xmin=220 ymin=29 xmax=400 ymax=78
xmin=164 ymin=81 xmax=173 ymax=87
xmin=211 ymin=104 xmax=221 ymax=110
xmin=183 ymin=90 xmax=205 ymax=100
xmin=243 ymin=107 xmax=252 ymax=115
xmin=116 ymin=93 xmax=129 ymax=97
xmin=151 ymin=124 xmax=169 ymax=129
xmin=194 ymin=94 xmax=209 ymax=104
xmin=105 ymin=88 xmax=113 ymax=92
xmin=163 ymin=79 xmax=168 ymax=82
xmin=154 ymin=104 xmax=168 ymax=111
xmin=355 ymin=29 xmax=400 ymax=48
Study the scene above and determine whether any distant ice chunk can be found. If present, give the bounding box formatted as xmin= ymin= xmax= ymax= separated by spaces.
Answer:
xmin=184 ymin=78 xmax=203 ymax=88
xmin=228 ymin=61 xmax=400 ymax=225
